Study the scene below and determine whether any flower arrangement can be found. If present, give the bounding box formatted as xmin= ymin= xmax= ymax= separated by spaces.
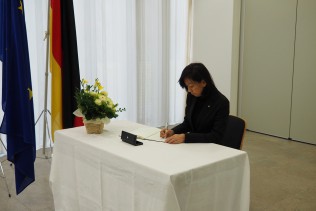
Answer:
xmin=74 ymin=78 xmax=125 ymax=125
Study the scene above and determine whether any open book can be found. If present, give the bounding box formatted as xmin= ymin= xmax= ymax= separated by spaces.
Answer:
xmin=129 ymin=126 xmax=165 ymax=142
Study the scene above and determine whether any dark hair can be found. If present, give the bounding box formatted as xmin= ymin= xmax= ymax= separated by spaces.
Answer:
xmin=179 ymin=63 xmax=216 ymax=91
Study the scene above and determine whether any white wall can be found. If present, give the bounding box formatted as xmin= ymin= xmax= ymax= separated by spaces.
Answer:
xmin=191 ymin=0 xmax=241 ymax=114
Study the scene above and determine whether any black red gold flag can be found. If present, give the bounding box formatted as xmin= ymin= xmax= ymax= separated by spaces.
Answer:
xmin=50 ymin=0 xmax=83 ymax=140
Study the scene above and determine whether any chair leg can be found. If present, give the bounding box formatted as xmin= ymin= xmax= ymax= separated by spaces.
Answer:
xmin=0 ymin=161 xmax=11 ymax=197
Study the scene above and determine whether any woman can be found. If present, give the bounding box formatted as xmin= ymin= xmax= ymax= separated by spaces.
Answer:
xmin=160 ymin=63 xmax=229 ymax=144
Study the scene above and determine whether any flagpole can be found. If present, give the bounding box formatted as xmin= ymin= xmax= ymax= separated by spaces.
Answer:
xmin=35 ymin=0 xmax=52 ymax=158
xmin=43 ymin=0 xmax=51 ymax=157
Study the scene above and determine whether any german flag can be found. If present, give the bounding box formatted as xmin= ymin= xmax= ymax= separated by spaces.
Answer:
xmin=50 ymin=0 xmax=83 ymax=141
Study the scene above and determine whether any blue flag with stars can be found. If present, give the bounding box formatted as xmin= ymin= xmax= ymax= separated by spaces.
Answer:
xmin=0 ymin=0 xmax=36 ymax=194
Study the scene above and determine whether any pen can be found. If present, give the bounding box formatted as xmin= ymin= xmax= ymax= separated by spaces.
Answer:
xmin=165 ymin=122 xmax=168 ymax=138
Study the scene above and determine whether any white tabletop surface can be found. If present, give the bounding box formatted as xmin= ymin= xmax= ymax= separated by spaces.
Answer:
xmin=49 ymin=120 xmax=250 ymax=211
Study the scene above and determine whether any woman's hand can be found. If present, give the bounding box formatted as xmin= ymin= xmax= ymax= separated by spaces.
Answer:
xmin=160 ymin=128 xmax=174 ymax=138
xmin=165 ymin=134 xmax=185 ymax=144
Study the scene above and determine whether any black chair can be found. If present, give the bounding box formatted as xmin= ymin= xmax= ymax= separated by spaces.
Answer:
xmin=220 ymin=115 xmax=246 ymax=150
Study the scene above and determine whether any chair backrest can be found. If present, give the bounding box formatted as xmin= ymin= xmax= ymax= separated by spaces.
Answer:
xmin=220 ymin=115 xmax=246 ymax=150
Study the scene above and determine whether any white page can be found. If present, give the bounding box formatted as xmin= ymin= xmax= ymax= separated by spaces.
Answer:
xmin=129 ymin=127 xmax=164 ymax=142
xmin=146 ymin=132 xmax=165 ymax=142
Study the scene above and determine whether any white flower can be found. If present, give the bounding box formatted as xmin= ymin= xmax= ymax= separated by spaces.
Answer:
xmin=106 ymin=98 xmax=114 ymax=107
xmin=95 ymin=99 xmax=102 ymax=106
xmin=101 ymin=91 xmax=108 ymax=96
xmin=99 ymin=95 xmax=107 ymax=101
xmin=90 ymin=91 xmax=97 ymax=96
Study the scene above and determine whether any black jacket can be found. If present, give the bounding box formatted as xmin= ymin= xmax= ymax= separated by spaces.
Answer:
xmin=172 ymin=86 xmax=229 ymax=143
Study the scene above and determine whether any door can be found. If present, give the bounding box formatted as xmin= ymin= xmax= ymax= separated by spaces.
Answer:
xmin=290 ymin=0 xmax=316 ymax=144
xmin=240 ymin=0 xmax=297 ymax=138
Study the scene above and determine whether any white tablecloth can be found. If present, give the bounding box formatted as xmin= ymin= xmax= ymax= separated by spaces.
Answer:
xmin=49 ymin=120 xmax=250 ymax=211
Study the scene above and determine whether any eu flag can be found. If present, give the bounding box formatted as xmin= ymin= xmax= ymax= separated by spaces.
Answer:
xmin=0 ymin=0 xmax=36 ymax=194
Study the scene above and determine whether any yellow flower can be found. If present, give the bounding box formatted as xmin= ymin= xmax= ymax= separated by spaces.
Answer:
xmin=94 ymin=79 xmax=101 ymax=87
xmin=82 ymin=79 xmax=88 ymax=85
xmin=97 ymin=85 xmax=104 ymax=91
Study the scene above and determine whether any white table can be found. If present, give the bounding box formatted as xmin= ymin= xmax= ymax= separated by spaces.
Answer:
xmin=49 ymin=120 xmax=250 ymax=211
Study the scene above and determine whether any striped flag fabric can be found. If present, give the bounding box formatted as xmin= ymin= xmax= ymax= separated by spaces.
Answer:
xmin=50 ymin=0 xmax=83 ymax=140
xmin=0 ymin=0 xmax=36 ymax=194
